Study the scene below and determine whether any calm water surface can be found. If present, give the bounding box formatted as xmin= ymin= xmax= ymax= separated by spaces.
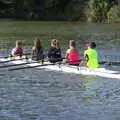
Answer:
xmin=0 ymin=23 xmax=120 ymax=120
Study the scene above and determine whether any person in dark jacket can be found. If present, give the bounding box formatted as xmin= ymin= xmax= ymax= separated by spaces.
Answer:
xmin=48 ymin=39 xmax=62 ymax=63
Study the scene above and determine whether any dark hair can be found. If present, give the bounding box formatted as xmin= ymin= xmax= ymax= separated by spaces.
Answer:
xmin=69 ymin=40 xmax=76 ymax=48
xmin=90 ymin=42 xmax=96 ymax=48
xmin=34 ymin=39 xmax=41 ymax=48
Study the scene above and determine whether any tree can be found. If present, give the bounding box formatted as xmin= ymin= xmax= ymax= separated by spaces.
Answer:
xmin=85 ymin=0 xmax=117 ymax=23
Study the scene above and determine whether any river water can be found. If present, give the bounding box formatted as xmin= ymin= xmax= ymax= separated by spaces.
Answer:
xmin=0 ymin=23 xmax=120 ymax=120
xmin=0 ymin=68 xmax=120 ymax=120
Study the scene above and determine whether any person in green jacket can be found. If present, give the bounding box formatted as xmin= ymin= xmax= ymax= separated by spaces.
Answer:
xmin=84 ymin=42 xmax=99 ymax=68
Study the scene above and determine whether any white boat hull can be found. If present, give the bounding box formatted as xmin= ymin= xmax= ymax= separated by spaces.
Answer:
xmin=0 ymin=57 xmax=120 ymax=79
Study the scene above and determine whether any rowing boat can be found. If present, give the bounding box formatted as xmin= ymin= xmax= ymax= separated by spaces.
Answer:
xmin=0 ymin=57 xmax=120 ymax=79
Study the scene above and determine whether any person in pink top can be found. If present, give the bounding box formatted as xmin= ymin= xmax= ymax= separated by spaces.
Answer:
xmin=65 ymin=40 xmax=80 ymax=66
xmin=11 ymin=40 xmax=23 ymax=57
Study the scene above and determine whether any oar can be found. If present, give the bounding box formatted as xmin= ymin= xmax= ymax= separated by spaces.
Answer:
xmin=0 ymin=57 xmax=28 ymax=64
xmin=0 ymin=53 xmax=31 ymax=59
xmin=0 ymin=53 xmax=31 ymax=64
xmin=8 ymin=63 xmax=55 ymax=71
xmin=65 ymin=59 xmax=120 ymax=66
xmin=4 ymin=57 xmax=120 ymax=71
xmin=0 ymin=57 xmax=62 ymax=68
xmin=0 ymin=61 xmax=39 ymax=68
xmin=8 ymin=59 xmax=82 ymax=71
xmin=99 ymin=61 xmax=120 ymax=66
xmin=6 ymin=57 xmax=66 ymax=71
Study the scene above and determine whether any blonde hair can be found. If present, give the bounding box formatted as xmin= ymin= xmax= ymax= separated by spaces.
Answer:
xmin=51 ymin=39 xmax=60 ymax=49
xmin=55 ymin=39 xmax=60 ymax=49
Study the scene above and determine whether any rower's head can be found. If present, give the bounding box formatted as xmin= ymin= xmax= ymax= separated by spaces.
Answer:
xmin=69 ymin=40 xmax=76 ymax=49
xmin=51 ymin=39 xmax=60 ymax=49
xmin=34 ymin=39 xmax=41 ymax=48
xmin=16 ymin=40 xmax=22 ymax=48
xmin=90 ymin=42 xmax=96 ymax=49
xmin=85 ymin=42 xmax=90 ymax=49
xmin=51 ymin=39 xmax=56 ymax=48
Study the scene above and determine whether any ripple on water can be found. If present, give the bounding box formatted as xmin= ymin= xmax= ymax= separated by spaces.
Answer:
xmin=0 ymin=65 xmax=120 ymax=120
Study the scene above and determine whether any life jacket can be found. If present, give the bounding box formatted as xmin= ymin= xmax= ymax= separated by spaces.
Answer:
xmin=84 ymin=48 xmax=99 ymax=68
xmin=68 ymin=49 xmax=79 ymax=65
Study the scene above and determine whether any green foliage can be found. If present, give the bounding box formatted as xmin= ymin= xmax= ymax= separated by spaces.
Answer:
xmin=0 ymin=0 xmax=85 ymax=21
xmin=0 ymin=0 xmax=120 ymax=22
xmin=64 ymin=1 xmax=85 ymax=21
xmin=107 ymin=5 xmax=120 ymax=23
xmin=86 ymin=0 xmax=110 ymax=23
xmin=14 ymin=0 xmax=37 ymax=20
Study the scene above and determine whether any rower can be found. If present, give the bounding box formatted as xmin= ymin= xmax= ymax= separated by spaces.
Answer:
xmin=11 ymin=40 xmax=23 ymax=57
xmin=65 ymin=40 xmax=80 ymax=66
xmin=31 ymin=39 xmax=44 ymax=62
xmin=84 ymin=42 xmax=99 ymax=68
xmin=48 ymin=39 xmax=62 ymax=63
